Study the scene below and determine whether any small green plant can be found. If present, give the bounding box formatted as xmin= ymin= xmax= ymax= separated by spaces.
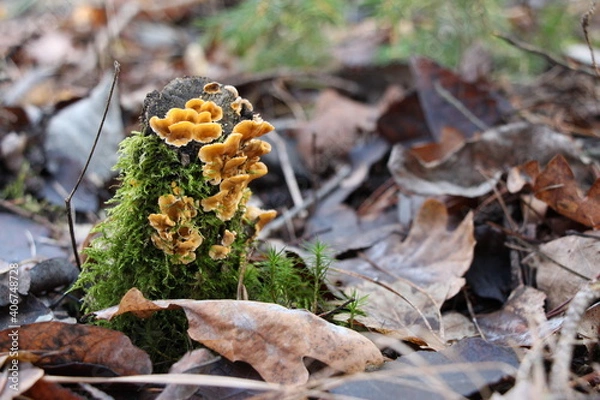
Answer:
xmin=201 ymin=0 xmax=345 ymax=71
xmin=343 ymin=290 xmax=369 ymax=329
xmin=303 ymin=240 xmax=333 ymax=314
xmin=1 ymin=162 xmax=29 ymax=200
xmin=254 ymin=240 xmax=334 ymax=313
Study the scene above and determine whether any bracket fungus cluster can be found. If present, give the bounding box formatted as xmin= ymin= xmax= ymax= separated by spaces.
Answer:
xmin=75 ymin=77 xmax=279 ymax=357
xmin=148 ymin=183 xmax=202 ymax=264
xmin=144 ymin=80 xmax=276 ymax=248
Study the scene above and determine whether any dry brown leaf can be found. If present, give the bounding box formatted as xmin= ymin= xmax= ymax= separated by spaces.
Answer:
xmin=408 ymin=126 xmax=466 ymax=167
xmin=335 ymin=199 xmax=475 ymax=347
xmin=23 ymin=375 xmax=86 ymax=400
xmin=296 ymin=89 xmax=377 ymax=172
xmin=388 ymin=122 xmax=586 ymax=197
xmin=523 ymin=232 xmax=599 ymax=310
xmin=0 ymin=362 xmax=45 ymax=399
xmin=532 ymin=154 xmax=600 ymax=228
xmin=476 ymin=286 xmax=559 ymax=346
xmin=578 ymin=301 xmax=600 ymax=351
xmin=95 ymin=289 xmax=384 ymax=385
xmin=0 ymin=322 xmax=151 ymax=376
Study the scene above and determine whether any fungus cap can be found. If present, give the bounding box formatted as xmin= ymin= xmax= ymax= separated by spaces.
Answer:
xmin=148 ymin=213 xmax=176 ymax=231
xmin=184 ymin=99 xmax=223 ymax=121
xmin=209 ymin=244 xmax=231 ymax=260
xmin=149 ymin=100 xmax=224 ymax=147
xmin=203 ymin=82 xmax=221 ymax=94
xmin=232 ymin=119 xmax=274 ymax=141
xmin=222 ymin=229 xmax=236 ymax=246
xmin=245 ymin=206 xmax=277 ymax=236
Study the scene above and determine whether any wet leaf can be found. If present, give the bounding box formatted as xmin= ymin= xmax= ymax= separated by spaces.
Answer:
xmin=95 ymin=289 xmax=384 ymax=384
xmin=0 ymin=322 xmax=152 ymax=376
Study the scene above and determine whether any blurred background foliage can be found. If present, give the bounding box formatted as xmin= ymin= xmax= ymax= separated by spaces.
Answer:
xmin=201 ymin=0 xmax=583 ymax=77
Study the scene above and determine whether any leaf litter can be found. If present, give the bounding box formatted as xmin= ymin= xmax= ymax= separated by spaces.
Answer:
xmin=2 ymin=2 xmax=600 ymax=399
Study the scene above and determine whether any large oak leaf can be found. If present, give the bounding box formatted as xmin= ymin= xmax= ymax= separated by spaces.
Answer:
xmin=95 ymin=289 xmax=384 ymax=385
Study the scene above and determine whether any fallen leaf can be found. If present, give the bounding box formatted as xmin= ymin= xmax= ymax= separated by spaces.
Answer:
xmin=523 ymin=232 xmax=599 ymax=310
xmin=410 ymin=56 xmax=508 ymax=140
xmin=27 ymin=258 xmax=79 ymax=295
xmin=476 ymin=286 xmax=560 ymax=346
xmin=305 ymin=204 xmax=401 ymax=256
xmin=0 ymin=322 xmax=152 ymax=376
xmin=335 ymin=198 xmax=474 ymax=294
xmin=23 ymin=376 xmax=86 ymax=400
xmin=158 ymin=349 xmax=218 ymax=400
xmin=160 ymin=349 xmax=264 ymax=400
xmin=0 ymin=295 xmax=54 ymax=329
xmin=296 ymin=89 xmax=377 ymax=172
xmin=377 ymin=91 xmax=432 ymax=145
xmin=531 ymin=155 xmax=600 ymax=228
xmin=388 ymin=122 xmax=587 ymax=197
xmin=334 ymin=199 xmax=475 ymax=346
xmin=408 ymin=126 xmax=466 ymax=167
xmin=0 ymin=362 xmax=45 ymax=400
xmin=578 ymin=301 xmax=600 ymax=351
xmin=95 ymin=288 xmax=384 ymax=385
xmin=331 ymin=337 xmax=519 ymax=400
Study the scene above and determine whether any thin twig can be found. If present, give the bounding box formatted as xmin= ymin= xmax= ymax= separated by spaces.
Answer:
xmin=462 ymin=287 xmax=486 ymax=340
xmin=582 ymin=1 xmax=600 ymax=77
xmin=433 ymin=81 xmax=489 ymax=132
xmin=494 ymin=33 xmax=600 ymax=79
xmin=66 ymin=61 xmax=120 ymax=269
xmin=269 ymin=130 xmax=305 ymax=211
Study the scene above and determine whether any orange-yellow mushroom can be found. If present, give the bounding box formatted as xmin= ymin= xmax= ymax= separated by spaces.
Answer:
xmin=149 ymin=100 xmax=224 ymax=147
xmin=209 ymin=244 xmax=231 ymax=260
xmin=232 ymin=119 xmax=274 ymax=141
xmin=221 ymin=229 xmax=236 ymax=246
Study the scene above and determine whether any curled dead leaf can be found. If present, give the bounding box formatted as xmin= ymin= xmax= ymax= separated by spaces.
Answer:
xmin=531 ymin=155 xmax=600 ymax=228
xmin=95 ymin=288 xmax=384 ymax=385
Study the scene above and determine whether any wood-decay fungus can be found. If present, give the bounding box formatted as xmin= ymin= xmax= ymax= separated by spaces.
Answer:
xmin=149 ymin=98 xmax=223 ymax=147
xmin=77 ymin=76 xmax=278 ymax=313
xmin=148 ymin=183 xmax=203 ymax=264
xmin=75 ymin=77 xmax=280 ymax=363
xmin=145 ymin=80 xmax=276 ymax=258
